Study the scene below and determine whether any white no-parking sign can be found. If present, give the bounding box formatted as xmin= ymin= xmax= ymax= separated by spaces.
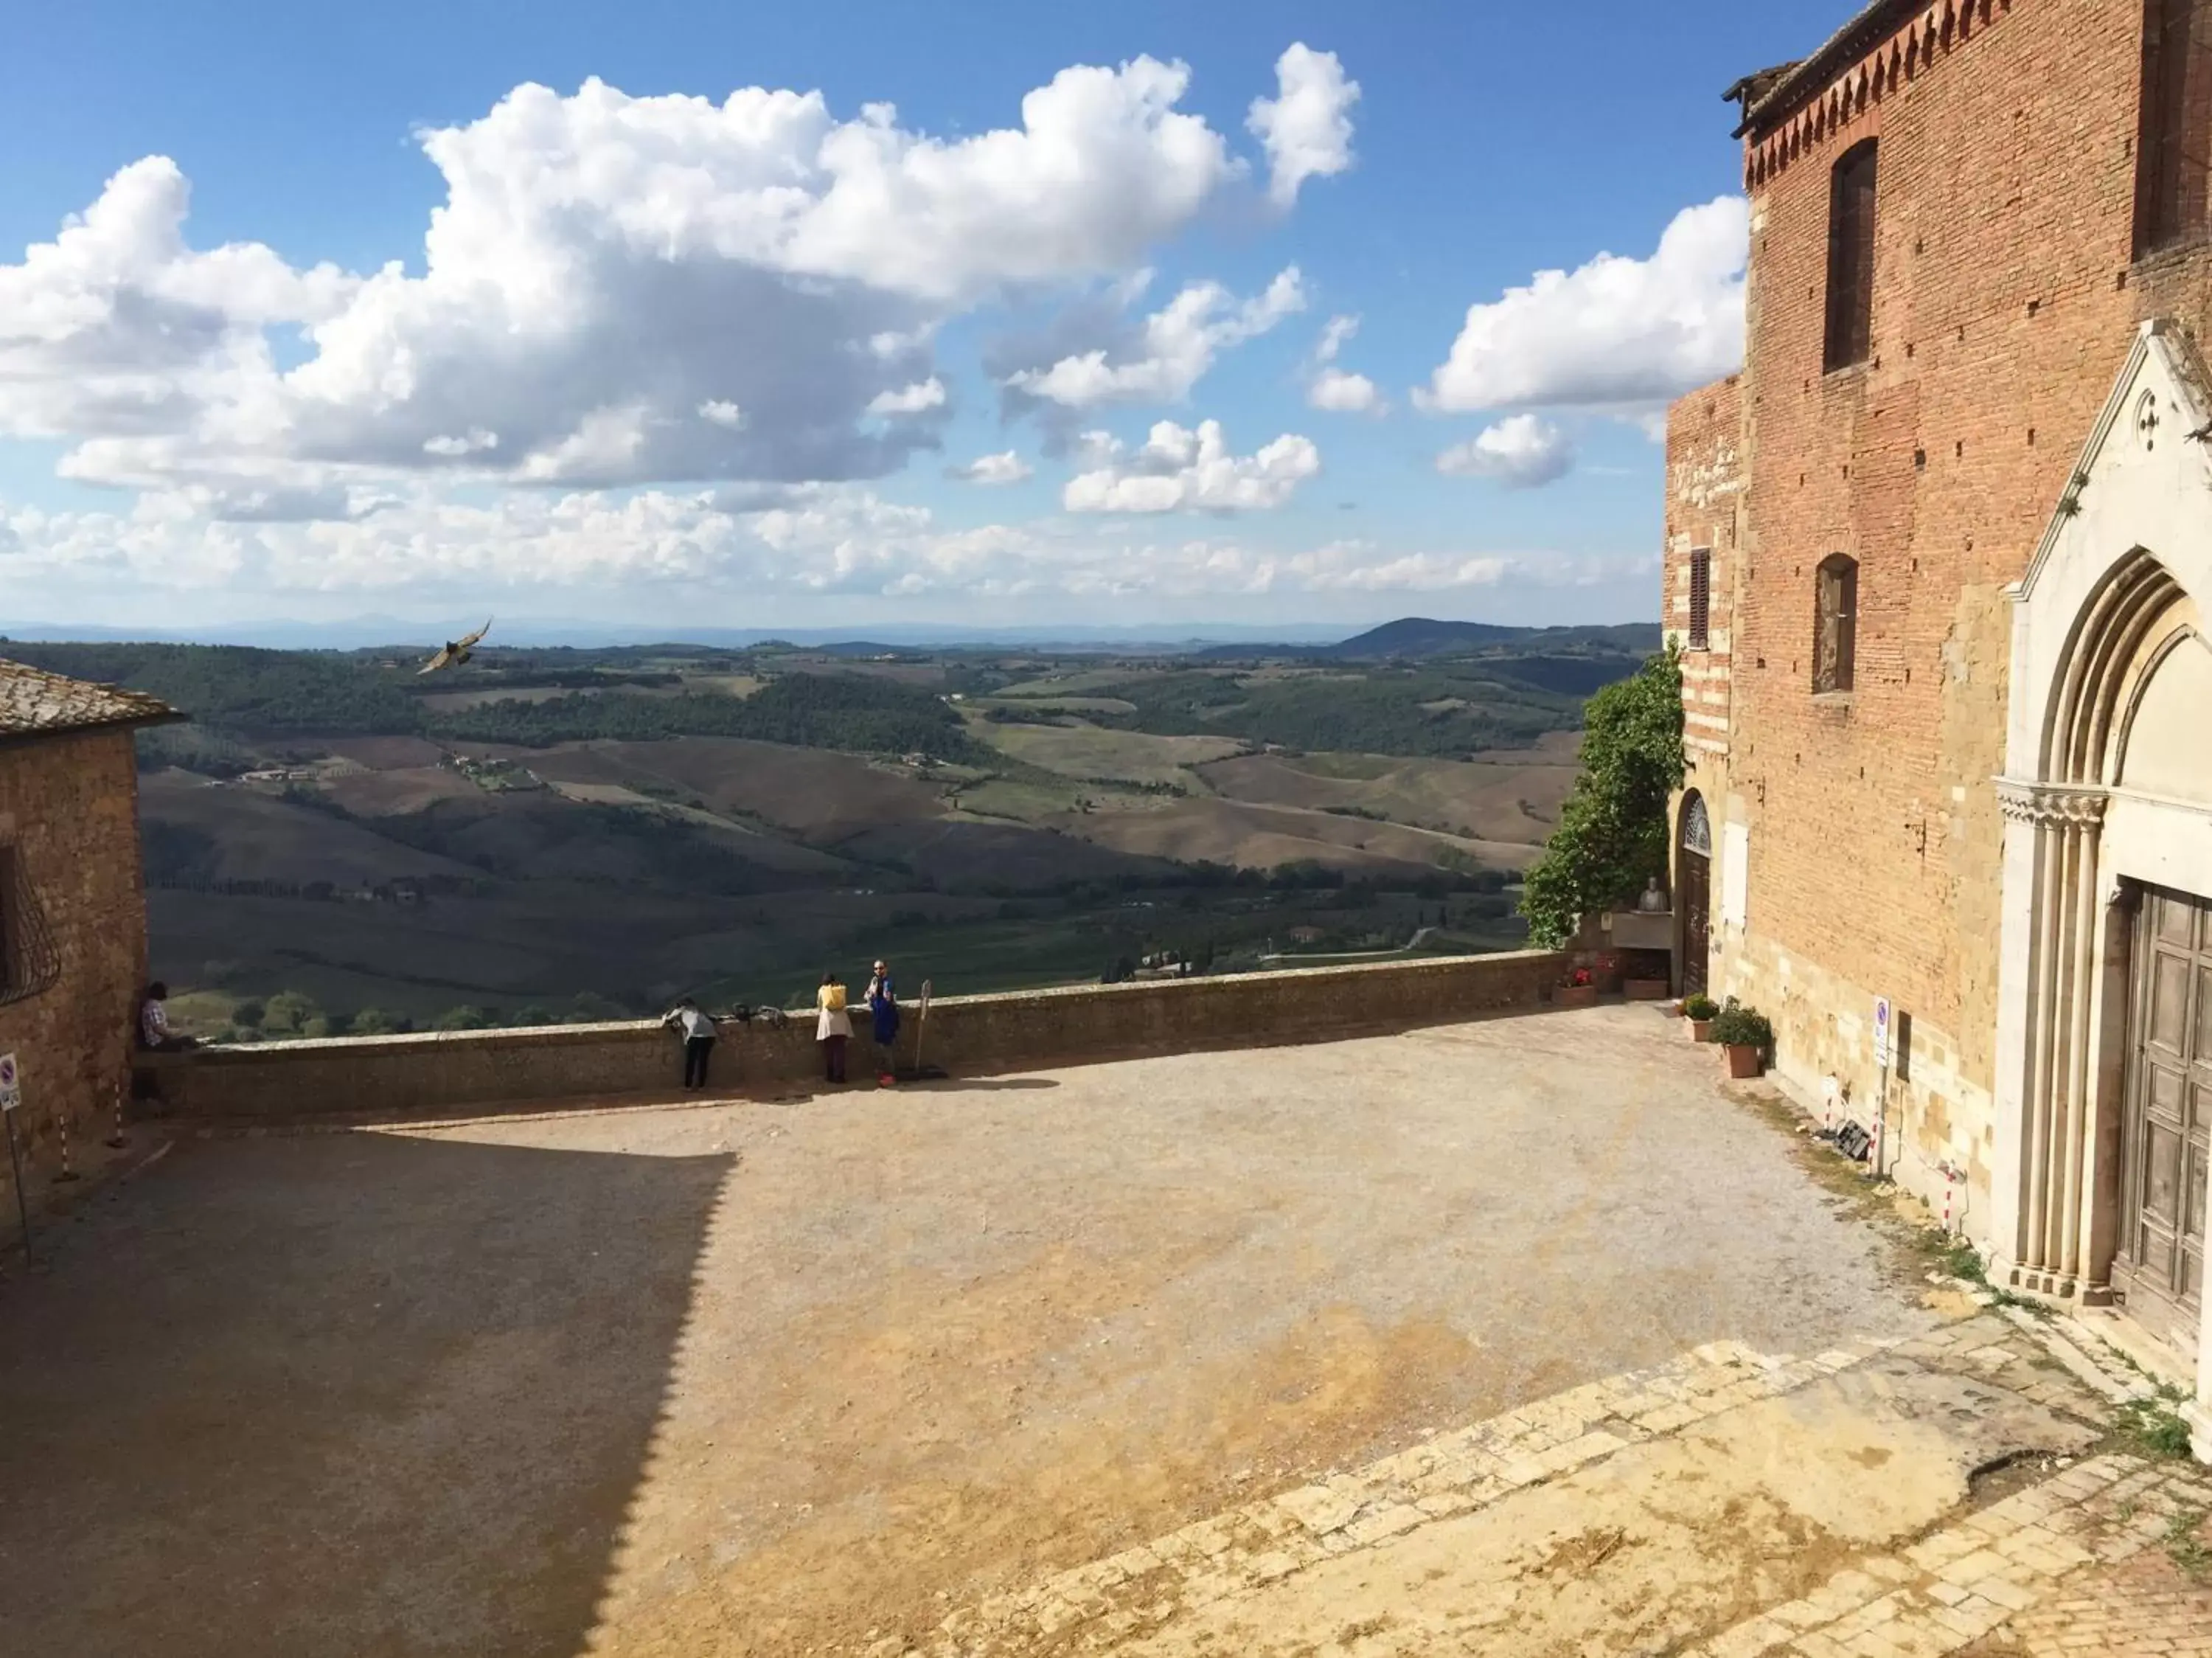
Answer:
xmin=1872 ymin=999 xmax=1893 ymax=1071
xmin=0 ymin=1052 xmax=18 ymax=1113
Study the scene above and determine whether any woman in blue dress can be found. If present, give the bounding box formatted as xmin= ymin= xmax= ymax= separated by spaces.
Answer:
xmin=866 ymin=960 xmax=901 ymax=1086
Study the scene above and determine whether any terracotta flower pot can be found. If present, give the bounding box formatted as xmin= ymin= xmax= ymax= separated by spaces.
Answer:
xmin=1556 ymin=984 xmax=1599 ymax=1008
xmin=1723 ymin=1042 xmax=1763 ymax=1078
xmin=1689 ymin=1019 xmax=1713 ymax=1042
xmin=1623 ymin=977 xmax=1669 ymax=1002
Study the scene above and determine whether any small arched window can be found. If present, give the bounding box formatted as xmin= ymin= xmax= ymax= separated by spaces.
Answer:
xmin=1823 ymin=139 xmax=1879 ymax=370
xmin=1681 ymin=793 xmax=1712 ymax=856
xmin=1814 ymin=553 xmax=1859 ymax=694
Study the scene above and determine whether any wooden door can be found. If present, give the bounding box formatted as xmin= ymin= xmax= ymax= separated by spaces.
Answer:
xmin=1679 ymin=795 xmax=1712 ymax=999
xmin=2116 ymin=886 xmax=2212 ymax=1347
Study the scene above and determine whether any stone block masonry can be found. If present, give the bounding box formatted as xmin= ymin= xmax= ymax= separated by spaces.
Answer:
xmin=163 ymin=948 xmax=1571 ymax=1122
xmin=0 ymin=729 xmax=149 ymax=1222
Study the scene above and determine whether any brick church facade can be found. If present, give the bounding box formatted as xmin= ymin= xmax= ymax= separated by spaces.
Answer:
xmin=1666 ymin=0 xmax=2212 ymax=1452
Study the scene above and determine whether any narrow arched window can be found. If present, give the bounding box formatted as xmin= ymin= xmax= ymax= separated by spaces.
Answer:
xmin=1814 ymin=554 xmax=1859 ymax=694
xmin=1824 ymin=139 xmax=1878 ymax=370
xmin=1687 ymin=548 xmax=1712 ymax=650
xmin=2138 ymin=0 xmax=2212 ymax=254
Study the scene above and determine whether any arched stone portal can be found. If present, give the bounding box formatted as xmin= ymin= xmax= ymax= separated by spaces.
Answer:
xmin=1992 ymin=322 xmax=2212 ymax=1456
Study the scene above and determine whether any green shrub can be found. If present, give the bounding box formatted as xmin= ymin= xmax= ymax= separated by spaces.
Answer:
xmin=1709 ymin=999 xmax=1773 ymax=1053
xmin=260 ymin=989 xmax=319 ymax=1034
xmin=432 ymin=1005 xmax=493 ymax=1031
xmin=351 ymin=1007 xmax=397 ymax=1035
xmin=1521 ymin=648 xmax=1686 ymax=948
xmin=1682 ymin=993 xmax=1719 ymax=1021
xmin=230 ymin=999 xmax=266 ymax=1030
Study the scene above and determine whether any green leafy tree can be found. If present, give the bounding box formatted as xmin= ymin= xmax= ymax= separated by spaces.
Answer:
xmin=262 ymin=990 xmax=320 ymax=1035
xmin=351 ymin=1007 xmax=397 ymax=1035
xmin=1520 ymin=648 xmax=1685 ymax=949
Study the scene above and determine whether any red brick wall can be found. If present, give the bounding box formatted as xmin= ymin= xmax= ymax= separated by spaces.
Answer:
xmin=1680 ymin=0 xmax=2212 ymax=1215
xmin=1730 ymin=0 xmax=2199 ymax=1061
xmin=0 ymin=730 xmax=148 ymax=1217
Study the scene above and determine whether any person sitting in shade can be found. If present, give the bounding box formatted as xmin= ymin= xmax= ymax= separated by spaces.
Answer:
xmin=138 ymin=982 xmax=198 ymax=1052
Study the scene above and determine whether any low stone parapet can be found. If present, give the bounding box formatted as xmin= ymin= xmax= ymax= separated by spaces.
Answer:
xmin=156 ymin=949 xmax=1569 ymax=1122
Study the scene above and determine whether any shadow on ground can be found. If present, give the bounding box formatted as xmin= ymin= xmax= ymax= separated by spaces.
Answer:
xmin=0 ymin=1131 xmax=732 ymax=1658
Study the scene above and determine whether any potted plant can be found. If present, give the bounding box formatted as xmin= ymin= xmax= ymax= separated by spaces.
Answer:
xmin=1682 ymin=993 xmax=1719 ymax=1041
xmin=1709 ymin=1000 xmax=1773 ymax=1078
xmin=1622 ymin=954 xmax=1671 ymax=1001
xmin=1556 ymin=966 xmax=1599 ymax=1008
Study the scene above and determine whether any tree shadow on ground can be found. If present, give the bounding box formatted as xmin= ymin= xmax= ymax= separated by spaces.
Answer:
xmin=0 ymin=1129 xmax=732 ymax=1658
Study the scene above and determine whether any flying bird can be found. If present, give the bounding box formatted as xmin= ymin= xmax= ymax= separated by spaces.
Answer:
xmin=419 ymin=620 xmax=492 ymax=676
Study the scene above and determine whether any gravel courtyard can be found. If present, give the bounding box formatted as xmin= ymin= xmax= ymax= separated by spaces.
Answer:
xmin=0 ymin=1005 xmax=1964 ymax=1656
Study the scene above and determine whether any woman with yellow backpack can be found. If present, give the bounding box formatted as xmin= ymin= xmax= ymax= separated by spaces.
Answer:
xmin=815 ymin=971 xmax=852 ymax=1083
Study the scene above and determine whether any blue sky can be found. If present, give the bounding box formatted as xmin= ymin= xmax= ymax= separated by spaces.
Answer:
xmin=0 ymin=1 xmax=1834 ymax=639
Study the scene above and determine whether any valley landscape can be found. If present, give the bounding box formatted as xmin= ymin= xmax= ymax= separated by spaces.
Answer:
xmin=7 ymin=619 xmax=1652 ymax=1038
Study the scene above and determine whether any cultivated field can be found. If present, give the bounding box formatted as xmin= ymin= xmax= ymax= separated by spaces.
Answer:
xmin=977 ymin=721 xmax=1248 ymax=787
xmin=14 ymin=625 xmax=1650 ymax=1027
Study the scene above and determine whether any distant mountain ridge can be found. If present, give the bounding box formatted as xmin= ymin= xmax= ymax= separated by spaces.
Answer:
xmin=1329 ymin=618 xmax=1660 ymax=659
xmin=1187 ymin=617 xmax=1660 ymax=663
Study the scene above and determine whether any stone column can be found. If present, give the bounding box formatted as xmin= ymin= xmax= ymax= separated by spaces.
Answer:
xmin=1992 ymin=779 xmax=2108 ymax=1297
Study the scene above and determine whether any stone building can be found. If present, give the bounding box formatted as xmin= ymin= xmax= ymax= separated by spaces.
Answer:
xmin=0 ymin=659 xmax=178 ymax=1222
xmin=1666 ymin=0 xmax=2212 ymax=1453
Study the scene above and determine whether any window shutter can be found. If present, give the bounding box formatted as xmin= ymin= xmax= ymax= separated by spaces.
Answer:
xmin=1688 ymin=549 xmax=1711 ymax=650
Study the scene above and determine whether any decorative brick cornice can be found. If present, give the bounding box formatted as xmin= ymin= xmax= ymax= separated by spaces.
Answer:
xmin=1994 ymin=778 xmax=2107 ymax=828
xmin=1744 ymin=0 xmax=2016 ymax=191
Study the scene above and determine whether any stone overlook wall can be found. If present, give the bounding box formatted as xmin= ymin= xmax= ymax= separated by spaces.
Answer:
xmin=156 ymin=950 xmax=1569 ymax=1122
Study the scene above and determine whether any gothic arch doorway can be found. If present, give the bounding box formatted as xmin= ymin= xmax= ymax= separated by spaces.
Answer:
xmin=1679 ymin=791 xmax=1712 ymax=997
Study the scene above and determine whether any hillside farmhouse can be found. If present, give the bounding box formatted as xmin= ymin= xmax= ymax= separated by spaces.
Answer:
xmin=1668 ymin=0 xmax=2212 ymax=1454
xmin=0 ymin=659 xmax=179 ymax=1218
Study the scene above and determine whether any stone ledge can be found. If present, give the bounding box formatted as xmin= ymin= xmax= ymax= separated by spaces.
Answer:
xmin=156 ymin=949 xmax=1571 ymax=1122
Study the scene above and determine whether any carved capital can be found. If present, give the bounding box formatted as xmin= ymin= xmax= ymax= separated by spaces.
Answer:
xmin=1994 ymin=778 xmax=2108 ymax=828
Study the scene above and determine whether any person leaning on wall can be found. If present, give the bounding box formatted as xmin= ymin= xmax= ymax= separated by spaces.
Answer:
xmin=815 ymin=972 xmax=851 ymax=1084
xmin=865 ymin=958 xmax=900 ymax=1087
xmin=660 ymin=996 xmax=719 ymax=1091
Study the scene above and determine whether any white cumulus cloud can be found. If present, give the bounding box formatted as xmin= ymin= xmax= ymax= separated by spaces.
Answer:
xmin=1303 ymin=313 xmax=1383 ymax=414
xmin=864 ymin=378 xmax=947 ymax=417
xmin=1062 ymin=418 xmax=1319 ymax=513
xmin=1307 ymin=370 xmax=1383 ymax=414
xmin=424 ymin=428 xmax=500 ymax=457
xmin=1436 ymin=414 xmax=1575 ymax=488
xmin=1004 ymin=268 xmax=1304 ymax=409
xmin=1247 ymin=44 xmax=1360 ymax=208
xmin=947 ymin=450 xmax=1034 ymax=485
xmin=1419 ymin=196 xmax=1747 ymax=417
xmin=0 ymin=58 xmax=1268 ymax=498
xmin=0 ymin=478 xmax=1654 ymax=614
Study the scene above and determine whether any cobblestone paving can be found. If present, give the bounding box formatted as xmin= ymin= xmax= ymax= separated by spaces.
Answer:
xmin=904 ymin=1308 xmax=2211 ymax=1658
xmin=1958 ymin=1541 xmax=2212 ymax=1655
